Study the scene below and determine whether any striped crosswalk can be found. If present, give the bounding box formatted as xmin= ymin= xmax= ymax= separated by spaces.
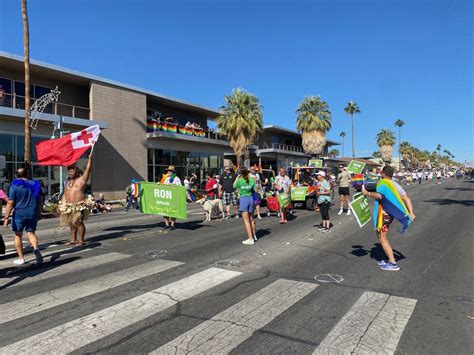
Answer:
xmin=0 ymin=251 xmax=418 ymax=354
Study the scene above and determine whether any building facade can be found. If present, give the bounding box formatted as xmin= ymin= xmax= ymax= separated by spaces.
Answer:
xmin=0 ymin=52 xmax=231 ymax=199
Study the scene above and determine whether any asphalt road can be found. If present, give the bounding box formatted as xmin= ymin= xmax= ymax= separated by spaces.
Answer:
xmin=0 ymin=178 xmax=472 ymax=354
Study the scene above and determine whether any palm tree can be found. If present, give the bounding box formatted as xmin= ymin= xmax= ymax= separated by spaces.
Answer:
xmin=21 ymin=0 xmax=32 ymax=171
xmin=328 ymin=148 xmax=339 ymax=158
xmin=339 ymin=131 xmax=346 ymax=157
xmin=296 ymin=96 xmax=332 ymax=158
xmin=344 ymin=101 xmax=360 ymax=158
xmin=436 ymin=144 xmax=441 ymax=155
xmin=376 ymin=129 xmax=396 ymax=165
xmin=372 ymin=151 xmax=382 ymax=158
xmin=394 ymin=119 xmax=405 ymax=170
xmin=216 ymin=88 xmax=263 ymax=167
xmin=399 ymin=141 xmax=412 ymax=169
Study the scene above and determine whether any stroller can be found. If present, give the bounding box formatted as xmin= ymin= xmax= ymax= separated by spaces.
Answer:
xmin=264 ymin=191 xmax=293 ymax=218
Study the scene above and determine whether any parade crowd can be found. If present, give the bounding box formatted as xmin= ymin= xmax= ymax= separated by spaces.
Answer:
xmin=0 ymin=154 xmax=467 ymax=272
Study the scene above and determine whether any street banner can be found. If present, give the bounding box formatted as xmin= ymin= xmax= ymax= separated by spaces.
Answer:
xmin=140 ymin=182 xmax=187 ymax=220
xmin=349 ymin=194 xmax=371 ymax=228
xmin=308 ymin=159 xmax=323 ymax=168
xmin=347 ymin=160 xmax=366 ymax=174
xmin=291 ymin=187 xmax=308 ymax=201
xmin=278 ymin=193 xmax=291 ymax=209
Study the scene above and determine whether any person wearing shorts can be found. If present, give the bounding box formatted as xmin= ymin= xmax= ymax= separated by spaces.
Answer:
xmin=233 ymin=168 xmax=257 ymax=245
xmin=362 ymin=166 xmax=416 ymax=271
xmin=337 ymin=165 xmax=351 ymax=215
xmin=220 ymin=166 xmax=238 ymax=219
xmin=3 ymin=168 xmax=43 ymax=265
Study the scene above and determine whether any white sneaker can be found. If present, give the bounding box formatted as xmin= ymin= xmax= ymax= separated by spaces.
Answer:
xmin=346 ymin=210 xmax=351 ymax=215
xmin=242 ymin=239 xmax=255 ymax=245
xmin=253 ymin=234 xmax=258 ymax=241
xmin=257 ymin=215 xmax=262 ymax=220
xmin=234 ymin=215 xmax=240 ymax=219
xmin=338 ymin=209 xmax=343 ymax=215
xmin=13 ymin=258 xmax=25 ymax=265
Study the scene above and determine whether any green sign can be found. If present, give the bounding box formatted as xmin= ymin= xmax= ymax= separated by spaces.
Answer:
xmin=278 ymin=193 xmax=291 ymax=209
xmin=349 ymin=194 xmax=371 ymax=228
xmin=291 ymin=187 xmax=308 ymax=201
xmin=140 ymin=182 xmax=187 ymax=220
xmin=308 ymin=159 xmax=323 ymax=168
xmin=347 ymin=160 xmax=366 ymax=174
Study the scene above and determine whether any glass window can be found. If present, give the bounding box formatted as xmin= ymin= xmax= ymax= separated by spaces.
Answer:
xmin=154 ymin=149 xmax=172 ymax=165
xmin=0 ymin=78 xmax=12 ymax=94
xmin=14 ymin=81 xmax=25 ymax=96
xmin=0 ymin=134 xmax=14 ymax=161
xmin=147 ymin=149 xmax=154 ymax=165
xmin=271 ymin=136 xmax=279 ymax=144
xmin=33 ymin=85 xmax=52 ymax=99
xmin=174 ymin=151 xmax=187 ymax=166
xmin=148 ymin=165 xmax=154 ymax=182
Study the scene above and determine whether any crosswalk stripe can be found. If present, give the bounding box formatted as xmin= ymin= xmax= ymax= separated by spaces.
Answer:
xmin=313 ymin=291 xmax=417 ymax=354
xmin=0 ymin=252 xmax=131 ymax=288
xmin=0 ymin=267 xmax=241 ymax=354
xmin=151 ymin=279 xmax=318 ymax=354
xmin=0 ymin=259 xmax=183 ymax=324
xmin=0 ymin=246 xmax=90 ymax=268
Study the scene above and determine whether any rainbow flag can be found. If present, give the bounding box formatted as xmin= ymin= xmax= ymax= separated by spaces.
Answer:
xmin=167 ymin=124 xmax=178 ymax=133
xmin=146 ymin=120 xmax=159 ymax=133
xmin=373 ymin=179 xmax=412 ymax=233
xmin=132 ymin=182 xmax=140 ymax=197
xmin=179 ymin=127 xmax=193 ymax=135
xmin=351 ymin=173 xmax=364 ymax=188
xmin=195 ymin=129 xmax=206 ymax=137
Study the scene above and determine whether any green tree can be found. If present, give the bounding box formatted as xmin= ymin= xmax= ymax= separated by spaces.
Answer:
xmin=372 ymin=151 xmax=382 ymax=158
xmin=344 ymin=101 xmax=360 ymax=158
xmin=339 ymin=131 xmax=346 ymax=157
xmin=296 ymin=96 xmax=332 ymax=158
xmin=21 ymin=0 xmax=32 ymax=171
xmin=216 ymin=88 xmax=263 ymax=167
xmin=376 ymin=129 xmax=396 ymax=164
xmin=395 ymin=119 xmax=405 ymax=170
xmin=328 ymin=148 xmax=340 ymax=158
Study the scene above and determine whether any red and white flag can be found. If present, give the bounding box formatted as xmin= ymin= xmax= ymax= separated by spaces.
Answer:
xmin=36 ymin=125 xmax=100 ymax=166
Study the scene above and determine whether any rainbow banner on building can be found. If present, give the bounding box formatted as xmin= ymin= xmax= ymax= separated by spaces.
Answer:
xmin=195 ymin=129 xmax=206 ymax=137
xmin=373 ymin=179 xmax=412 ymax=233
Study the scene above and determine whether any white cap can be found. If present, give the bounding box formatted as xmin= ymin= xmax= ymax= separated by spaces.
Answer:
xmin=316 ymin=171 xmax=326 ymax=177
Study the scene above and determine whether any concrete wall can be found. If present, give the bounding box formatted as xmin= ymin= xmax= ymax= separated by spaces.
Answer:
xmin=90 ymin=82 xmax=147 ymax=199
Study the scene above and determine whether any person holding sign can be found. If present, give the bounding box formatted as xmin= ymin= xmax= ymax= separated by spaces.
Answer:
xmin=337 ymin=164 xmax=351 ymax=215
xmin=162 ymin=166 xmax=182 ymax=231
xmin=316 ymin=171 xmax=332 ymax=232
xmin=233 ymin=168 xmax=257 ymax=245
xmin=274 ymin=168 xmax=291 ymax=224
xmin=361 ymin=166 xmax=416 ymax=271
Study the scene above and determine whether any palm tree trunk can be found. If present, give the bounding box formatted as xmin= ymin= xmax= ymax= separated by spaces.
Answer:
xmin=398 ymin=127 xmax=401 ymax=171
xmin=351 ymin=114 xmax=355 ymax=158
xmin=22 ymin=0 xmax=32 ymax=173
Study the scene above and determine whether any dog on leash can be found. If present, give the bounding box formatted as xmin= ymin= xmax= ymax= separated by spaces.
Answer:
xmin=196 ymin=197 xmax=225 ymax=221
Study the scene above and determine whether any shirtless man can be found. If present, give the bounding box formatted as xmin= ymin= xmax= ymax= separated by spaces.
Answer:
xmin=59 ymin=153 xmax=94 ymax=245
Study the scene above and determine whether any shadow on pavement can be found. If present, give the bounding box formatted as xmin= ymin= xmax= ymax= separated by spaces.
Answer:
xmin=444 ymin=187 xmax=473 ymax=192
xmin=104 ymin=220 xmax=206 ymax=232
xmin=424 ymin=199 xmax=474 ymax=206
xmin=351 ymin=244 xmax=406 ymax=262
xmin=0 ymin=256 xmax=81 ymax=290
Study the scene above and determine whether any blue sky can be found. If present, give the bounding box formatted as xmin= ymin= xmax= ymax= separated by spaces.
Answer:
xmin=1 ymin=0 xmax=472 ymax=162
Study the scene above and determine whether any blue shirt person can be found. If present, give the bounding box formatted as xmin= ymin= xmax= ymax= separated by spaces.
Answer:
xmin=3 ymin=168 xmax=43 ymax=266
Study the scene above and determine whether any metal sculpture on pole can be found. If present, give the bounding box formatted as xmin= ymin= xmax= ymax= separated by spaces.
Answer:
xmin=29 ymin=86 xmax=61 ymax=130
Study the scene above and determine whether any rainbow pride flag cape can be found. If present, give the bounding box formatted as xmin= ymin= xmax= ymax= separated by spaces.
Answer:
xmin=373 ymin=179 xmax=412 ymax=233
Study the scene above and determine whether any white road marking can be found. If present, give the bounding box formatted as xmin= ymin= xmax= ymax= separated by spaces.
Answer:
xmin=151 ymin=279 xmax=318 ymax=354
xmin=313 ymin=291 xmax=417 ymax=354
xmin=0 ymin=267 xmax=241 ymax=354
xmin=0 ymin=246 xmax=90 ymax=268
xmin=0 ymin=259 xmax=183 ymax=324
xmin=0 ymin=252 xmax=131 ymax=288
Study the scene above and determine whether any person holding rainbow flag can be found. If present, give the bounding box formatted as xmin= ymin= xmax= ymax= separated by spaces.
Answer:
xmin=362 ymin=166 xmax=416 ymax=271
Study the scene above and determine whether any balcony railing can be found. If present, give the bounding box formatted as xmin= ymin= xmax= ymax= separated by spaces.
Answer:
xmin=271 ymin=143 xmax=304 ymax=153
xmin=147 ymin=120 xmax=227 ymax=141
xmin=0 ymin=93 xmax=90 ymax=120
